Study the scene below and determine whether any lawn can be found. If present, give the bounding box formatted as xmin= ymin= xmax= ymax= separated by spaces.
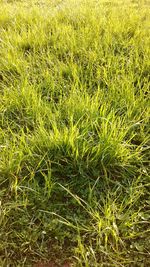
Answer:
xmin=0 ymin=0 xmax=150 ymax=266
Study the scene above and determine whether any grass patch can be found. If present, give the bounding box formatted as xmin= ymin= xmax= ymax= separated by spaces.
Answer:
xmin=0 ymin=0 xmax=150 ymax=266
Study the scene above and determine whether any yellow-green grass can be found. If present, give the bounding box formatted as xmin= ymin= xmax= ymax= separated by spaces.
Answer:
xmin=0 ymin=0 xmax=150 ymax=266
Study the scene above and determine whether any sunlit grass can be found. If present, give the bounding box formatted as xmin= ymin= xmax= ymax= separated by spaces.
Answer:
xmin=0 ymin=0 xmax=150 ymax=266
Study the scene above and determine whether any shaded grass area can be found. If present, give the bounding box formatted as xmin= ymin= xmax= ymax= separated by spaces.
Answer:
xmin=0 ymin=0 xmax=150 ymax=266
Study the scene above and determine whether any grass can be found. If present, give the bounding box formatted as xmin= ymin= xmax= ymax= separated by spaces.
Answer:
xmin=0 ymin=0 xmax=150 ymax=266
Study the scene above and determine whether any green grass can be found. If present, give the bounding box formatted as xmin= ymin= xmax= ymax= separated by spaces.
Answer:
xmin=0 ymin=0 xmax=150 ymax=266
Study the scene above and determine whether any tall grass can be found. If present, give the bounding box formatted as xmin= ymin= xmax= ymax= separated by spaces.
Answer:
xmin=0 ymin=0 xmax=150 ymax=266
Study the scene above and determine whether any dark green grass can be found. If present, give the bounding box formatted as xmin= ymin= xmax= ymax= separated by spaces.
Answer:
xmin=0 ymin=0 xmax=150 ymax=266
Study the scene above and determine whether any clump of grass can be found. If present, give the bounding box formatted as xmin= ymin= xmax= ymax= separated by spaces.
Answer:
xmin=0 ymin=0 xmax=150 ymax=266
xmin=52 ymin=179 xmax=150 ymax=266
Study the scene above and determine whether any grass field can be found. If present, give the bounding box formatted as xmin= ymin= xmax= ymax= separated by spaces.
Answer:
xmin=0 ymin=0 xmax=150 ymax=266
